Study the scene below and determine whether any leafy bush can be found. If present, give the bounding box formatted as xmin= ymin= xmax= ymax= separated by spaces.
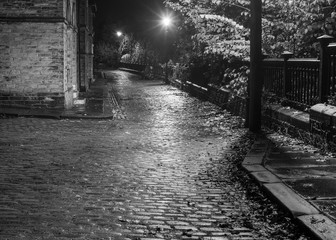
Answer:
xmin=328 ymin=93 xmax=336 ymax=105
xmin=94 ymin=42 xmax=120 ymax=68
xmin=168 ymin=61 xmax=190 ymax=83
xmin=225 ymin=66 xmax=249 ymax=99
xmin=163 ymin=0 xmax=336 ymax=100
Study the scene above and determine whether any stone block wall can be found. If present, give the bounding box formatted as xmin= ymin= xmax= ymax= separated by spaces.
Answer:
xmin=63 ymin=0 xmax=78 ymax=108
xmin=87 ymin=7 xmax=94 ymax=85
xmin=63 ymin=0 xmax=78 ymax=109
xmin=310 ymin=104 xmax=336 ymax=142
xmin=262 ymin=102 xmax=336 ymax=151
xmin=169 ymin=79 xmax=246 ymax=119
xmin=0 ymin=0 xmax=79 ymax=109
xmin=0 ymin=0 xmax=63 ymax=17
xmin=208 ymin=86 xmax=230 ymax=108
xmin=170 ymin=79 xmax=336 ymax=150
xmin=0 ymin=22 xmax=65 ymax=108
xmin=78 ymin=0 xmax=94 ymax=92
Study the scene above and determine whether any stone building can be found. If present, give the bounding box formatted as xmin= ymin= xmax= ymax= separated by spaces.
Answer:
xmin=0 ymin=0 xmax=96 ymax=109
xmin=79 ymin=0 xmax=95 ymax=92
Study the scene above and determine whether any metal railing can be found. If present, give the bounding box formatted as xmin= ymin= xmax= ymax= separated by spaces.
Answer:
xmin=118 ymin=62 xmax=146 ymax=72
xmin=263 ymin=35 xmax=336 ymax=110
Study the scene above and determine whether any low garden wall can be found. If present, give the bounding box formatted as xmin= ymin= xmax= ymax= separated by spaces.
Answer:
xmin=169 ymin=78 xmax=336 ymax=151
xmin=169 ymin=79 xmax=247 ymax=120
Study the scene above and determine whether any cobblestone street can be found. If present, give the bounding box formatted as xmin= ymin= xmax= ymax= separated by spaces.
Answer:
xmin=0 ymin=71 xmax=310 ymax=240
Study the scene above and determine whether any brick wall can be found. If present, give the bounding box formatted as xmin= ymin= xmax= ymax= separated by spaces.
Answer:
xmin=78 ymin=0 xmax=94 ymax=91
xmin=63 ymin=0 xmax=78 ymax=108
xmin=0 ymin=22 xmax=66 ymax=108
xmin=63 ymin=23 xmax=77 ymax=109
xmin=0 ymin=0 xmax=80 ymax=109
xmin=0 ymin=22 xmax=64 ymax=94
xmin=87 ymin=7 xmax=94 ymax=84
xmin=310 ymin=104 xmax=336 ymax=145
xmin=0 ymin=0 xmax=63 ymax=18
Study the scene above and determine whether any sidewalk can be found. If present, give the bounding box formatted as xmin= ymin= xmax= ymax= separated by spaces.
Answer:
xmin=243 ymin=136 xmax=336 ymax=240
xmin=0 ymin=76 xmax=120 ymax=120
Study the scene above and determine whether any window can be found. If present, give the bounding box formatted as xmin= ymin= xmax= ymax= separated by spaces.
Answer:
xmin=66 ymin=0 xmax=71 ymax=23
xmin=72 ymin=2 xmax=76 ymax=26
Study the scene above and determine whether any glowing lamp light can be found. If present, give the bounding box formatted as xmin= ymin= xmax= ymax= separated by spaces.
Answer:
xmin=161 ymin=16 xmax=172 ymax=28
xmin=116 ymin=31 xmax=122 ymax=37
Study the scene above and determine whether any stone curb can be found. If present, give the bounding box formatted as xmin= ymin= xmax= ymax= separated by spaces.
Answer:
xmin=118 ymin=67 xmax=143 ymax=76
xmin=60 ymin=114 xmax=114 ymax=120
xmin=241 ymin=139 xmax=336 ymax=240
xmin=0 ymin=109 xmax=114 ymax=120
xmin=0 ymin=86 xmax=117 ymax=120
xmin=0 ymin=109 xmax=62 ymax=120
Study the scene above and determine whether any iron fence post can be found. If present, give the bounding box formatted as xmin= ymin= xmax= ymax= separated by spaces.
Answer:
xmin=282 ymin=51 xmax=293 ymax=98
xmin=318 ymin=35 xmax=333 ymax=103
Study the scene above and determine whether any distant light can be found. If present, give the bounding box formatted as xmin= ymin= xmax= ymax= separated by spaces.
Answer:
xmin=116 ymin=31 xmax=122 ymax=37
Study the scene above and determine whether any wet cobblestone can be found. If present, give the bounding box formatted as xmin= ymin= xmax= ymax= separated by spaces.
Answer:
xmin=0 ymin=71 xmax=310 ymax=240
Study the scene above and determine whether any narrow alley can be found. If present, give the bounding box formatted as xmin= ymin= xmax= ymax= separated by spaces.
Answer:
xmin=0 ymin=71 xmax=311 ymax=240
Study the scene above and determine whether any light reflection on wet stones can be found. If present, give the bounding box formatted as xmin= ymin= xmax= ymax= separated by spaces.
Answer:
xmin=0 ymin=71 xmax=312 ymax=240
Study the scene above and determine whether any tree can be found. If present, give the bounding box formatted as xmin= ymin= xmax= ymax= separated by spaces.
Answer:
xmin=164 ymin=0 xmax=250 ymax=62
xmin=94 ymin=23 xmax=122 ymax=67
xmin=119 ymin=34 xmax=160 ymax=65
xmin=262 ymin=0 xmax=336 ymax=57
xmin=163 ymin=0 xmax=336 ymax=95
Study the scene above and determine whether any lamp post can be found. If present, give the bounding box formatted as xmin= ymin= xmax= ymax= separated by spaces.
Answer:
xmin=116 ymin=31 xmax=124 ymax=68
xmin=160 ymin=15 xmax=172 ymax=83
xmin=249 ymin=0 xmax=262 ymax=132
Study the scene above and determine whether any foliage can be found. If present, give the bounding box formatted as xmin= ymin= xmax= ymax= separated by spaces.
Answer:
xmin=94 ymin=42 xmax=119 ymax=67
xmin=163 ymin=0 xmax=336 ymax=98
xmin=262 ymin=0 xmax=336 ymax=57
xmin=118 ymin=34 xmax=137 ymax=58
xmin=118 ymin=34 xmax=160 ymax=65
xmin=165 ymin=0 xmax=336 ymax=58
xmin=94 ymin=23 xmax=122 ymax=67
xmin=95 ymin=22 xmax=161 ymax=67
xmin=168 ymin=61 xmax=190 ymax=82
xmin=225 ymin=65 xmax=249 ymax=99
xmin=328 ymin=93 xmax=336 ymax=105
xmin=164 ymin=0 xmax=250 ymax=62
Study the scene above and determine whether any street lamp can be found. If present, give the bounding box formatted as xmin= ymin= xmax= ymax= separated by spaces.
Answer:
xmin=160 ymin=15 xmax=173 ymax=83
xmin=249 ymin=0 xmax=262 ymax=132
xmin=116 ymin=31 xmax=124 ymax=68
xmin=161 ymin=16 xmax=172 ymax=29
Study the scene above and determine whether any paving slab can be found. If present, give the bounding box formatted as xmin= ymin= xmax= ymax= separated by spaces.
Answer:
xmin=312 ymin=200 xmax=336 ymax=221
xmin=242 ymin=156 xmax=263 ymax=165
xmin=245 ymin=149 xmax=266 ymax=158
xmin=265 ymin=153 xmax=336 ymax=168
xmin=251 ymin=140 xmax=269 ymax=149
xmin=298 ymin=214 xmax=336 ymax=240
xmin=258 ymin=133 xmax=336 ymax=239
xmin=265 ymin=166 xmax=336 ymax=179
xmin=263 ymin=183 xmax=319 ymax=217
xmin=241 ymin=164 xmax=267 ymax=172
xmin=250 ymin=171 xmax=281 ymax=183
xmin=284 ymin=178 xmax=336 ymax=199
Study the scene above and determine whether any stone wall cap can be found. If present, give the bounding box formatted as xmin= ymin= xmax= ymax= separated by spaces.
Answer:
xmin=311 ymin=103 xmax=336 ymax=116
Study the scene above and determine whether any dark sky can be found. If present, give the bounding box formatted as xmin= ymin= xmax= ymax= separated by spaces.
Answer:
xmin=94 ymin=0 xmax=168 ymax=40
